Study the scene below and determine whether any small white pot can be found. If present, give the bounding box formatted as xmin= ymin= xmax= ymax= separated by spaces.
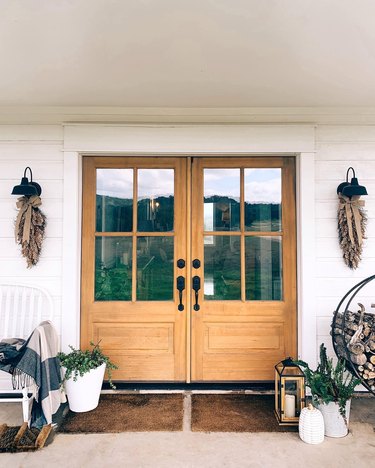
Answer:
xmin=316 ymin=400 xmax=351 ymax=438
xmin=64 ymin=362 xmax=106 ymax=412
xmin=299 ymin=404 xmax=325 ymax=444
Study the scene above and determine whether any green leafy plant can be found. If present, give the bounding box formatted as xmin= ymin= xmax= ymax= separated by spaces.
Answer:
xmin=58 ymin=341 xmax=118 ymax=389
xmin=295 ymin=344 xmax=360 ymax=419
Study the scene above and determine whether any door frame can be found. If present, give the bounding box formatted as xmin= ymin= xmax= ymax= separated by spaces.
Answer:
xmin=61 ymin=124 xmax=317 ymax=370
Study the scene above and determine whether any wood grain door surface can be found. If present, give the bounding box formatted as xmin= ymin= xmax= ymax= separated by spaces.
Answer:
xmin=81 ymin=156 xmax=296 ymax=382
xmin=191 ymin=157 xmax=296 ymax=381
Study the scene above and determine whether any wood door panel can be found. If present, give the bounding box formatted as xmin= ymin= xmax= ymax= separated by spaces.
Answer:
xmin=106 ymin=355 xmax=176 ymax=381
xmin=204 ymin=323 xmax=284 ymax=352
xmin=202 ymin=355 xmax=284 ymax=381
xmin=92 ymin=323 xmax=174 ymax=353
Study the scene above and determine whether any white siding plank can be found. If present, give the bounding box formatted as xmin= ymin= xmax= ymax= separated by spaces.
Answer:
xmin=0 ymin=277 xmax=61 ymax=297
xmin=0 ymin=259 xmax=62 ymax=277
xmin=0 ymin=161 xmax=63 ymax=179
xmin=0 ymin=238 xmax=63 ymax=259
xmin=316 ymin=277 xmax=375 ymax=298
xmin=0 ymin=219 xmax=62 ymax=238
xmin=316 ymin=258 xmax=375 ymax=278
xmin=0 ymin=125 xmax=63 ymax=141
xmin=316 ymin=142 xmax=375 ymax=161
xmin=316 ymin=160 xmax=375 ymax=181
xmin=316 ymin=296 xmax=375 ymax=318
xmin=0 ymin=143 xmax=62 ymax=160
xmin=316 ymin=126 xmax=375 ymax=142
xmin=316 ymin=297 xmax=343 ymax=317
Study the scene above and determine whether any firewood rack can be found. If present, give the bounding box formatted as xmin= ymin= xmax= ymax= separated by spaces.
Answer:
xmin=331 ymin=274 xmax=375 ymax=395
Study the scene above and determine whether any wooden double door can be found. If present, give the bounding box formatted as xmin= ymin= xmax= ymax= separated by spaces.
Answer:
xmin=81 ymin=156 xmax=296 ymax=382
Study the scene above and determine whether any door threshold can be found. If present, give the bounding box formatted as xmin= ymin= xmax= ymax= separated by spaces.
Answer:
xmin=101 ymin=382 xmax=274 ymax=393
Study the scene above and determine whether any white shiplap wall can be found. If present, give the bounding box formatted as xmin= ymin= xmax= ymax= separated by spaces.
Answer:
xmin=315 ymin=126 xmax=375 ymax=358
xmin=0 ymin=125 xmax=63 ymax=324
xmin=0 ymin=121 xmax=374 ymax=388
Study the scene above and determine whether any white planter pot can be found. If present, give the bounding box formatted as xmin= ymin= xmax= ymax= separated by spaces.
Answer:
xmin=316 ymin=400 xmax=351 ymax=438
xmin=64 ymin=362 xmax=106 ymax=412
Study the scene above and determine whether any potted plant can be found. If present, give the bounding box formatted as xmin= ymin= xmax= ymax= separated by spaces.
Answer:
xmin=58 ymin=341 xmax=118 ymax=413
xmin=296 ymin=344 xmax=360 ymax=437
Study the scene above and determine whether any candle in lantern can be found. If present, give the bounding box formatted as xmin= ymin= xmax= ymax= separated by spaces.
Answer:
xmin=285 ymin=394 xmax=296 ymax=418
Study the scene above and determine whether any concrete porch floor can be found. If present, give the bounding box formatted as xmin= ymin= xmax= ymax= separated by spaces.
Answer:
xmin=0 ymin=394 xmax=374 ymax=468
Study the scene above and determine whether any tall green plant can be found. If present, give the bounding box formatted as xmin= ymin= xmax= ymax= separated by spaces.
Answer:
xmin=296 ymin=344 xmax=360 ymax=418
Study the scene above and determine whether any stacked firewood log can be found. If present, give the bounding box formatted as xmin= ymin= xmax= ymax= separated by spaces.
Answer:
xmin=332 ymin=303 xmax=375 ymax=392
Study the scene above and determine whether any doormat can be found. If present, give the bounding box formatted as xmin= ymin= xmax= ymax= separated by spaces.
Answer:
xmin=58 ymin=394 xmax=184 ymax=433
xmin=0 ymin=423 xmax=52 ymax=452
xmin=191 ymin=394 xmax=298 ymax=432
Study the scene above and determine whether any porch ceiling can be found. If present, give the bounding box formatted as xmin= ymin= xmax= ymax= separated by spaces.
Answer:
xmin=1 ymin=1 xmax=375 ymax=107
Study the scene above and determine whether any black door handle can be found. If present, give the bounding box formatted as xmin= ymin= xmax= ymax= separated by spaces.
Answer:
xmin=192 ymin=275 xmax=201 ymax=311
xmin=176 ymin=276 xmax=185 ymax=311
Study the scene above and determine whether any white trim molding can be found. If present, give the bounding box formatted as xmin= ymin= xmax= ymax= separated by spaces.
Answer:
xmin=62 ymin=151 xmax=82 ymax=351
xmin=63 ymin=124 xmax=315 ymax=154
xmin=297 ymin=153 xmax=317 ymax=367
xmin=61 ymin=124 xmax=317 ymax=365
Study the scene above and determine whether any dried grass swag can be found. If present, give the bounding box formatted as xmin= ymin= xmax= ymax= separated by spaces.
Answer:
xmin=337 ymin=194 xmax=367 ymax=270
xmin=15 ymin=195 xmax=47 ymax=267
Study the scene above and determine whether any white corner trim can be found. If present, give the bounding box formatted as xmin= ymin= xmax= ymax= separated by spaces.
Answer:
xmin=297 ymin=153 xmax=317 ymax=367
xmin=61 ymin=151 xmax=81 ymax=351
xmin=61 ymin=124 xmax=317 ymax=364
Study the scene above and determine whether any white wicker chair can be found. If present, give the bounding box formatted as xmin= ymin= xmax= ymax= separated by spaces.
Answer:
xmin=0 ymin=283 xmax=54 ymax=424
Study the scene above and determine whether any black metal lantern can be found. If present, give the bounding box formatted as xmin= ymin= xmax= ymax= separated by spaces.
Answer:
xmin=337 ymin=167 xmax=368 ymax=198
xmin=275 ymin=357 xmax=306 ymax=425
xmin=11 ymin=166 xmax=42 ymax=197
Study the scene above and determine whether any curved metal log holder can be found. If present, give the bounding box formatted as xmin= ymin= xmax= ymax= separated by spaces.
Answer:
xmin=331 ymin=274 xmax=375 ymax=395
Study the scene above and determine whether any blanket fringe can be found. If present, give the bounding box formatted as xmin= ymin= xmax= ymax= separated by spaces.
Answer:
xmin=11 ymin=368 xmax=38 ymax=397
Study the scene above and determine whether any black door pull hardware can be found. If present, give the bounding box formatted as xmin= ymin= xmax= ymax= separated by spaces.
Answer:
xmin=177 ymin=259 xmax=185 ymax=269
xmin=176 ymin=276 xmax=185 ymax=311
xmin=192 ymin=259 xmax=201 ymax=269
xmin=192 ymin=275 xmax=201 ymax=311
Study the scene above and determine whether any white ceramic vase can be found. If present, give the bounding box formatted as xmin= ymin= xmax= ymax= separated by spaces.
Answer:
xmin=64 ymin=362 xmax=106 ymax=412
xmin=316 ymin=400 xmax=351 ymax=438
xmin=299 ymin=403 xmax=325 ymax=444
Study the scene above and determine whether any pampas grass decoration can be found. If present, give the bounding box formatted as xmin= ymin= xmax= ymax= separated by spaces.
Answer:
xmin=15 ymin=196 xmax=47 ymax=268
xmin=337 ymin=195 xmax=367 ymax=270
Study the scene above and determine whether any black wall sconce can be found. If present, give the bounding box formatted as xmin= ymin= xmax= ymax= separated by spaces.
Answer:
xmin=11 ymin=166 xmax=42 ymax=197
xmin=337 ymin=167 xmax=368 ymax=198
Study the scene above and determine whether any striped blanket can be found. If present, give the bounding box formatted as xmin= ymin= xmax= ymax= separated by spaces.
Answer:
xmin=0 ymin=320 xmax=66 ymax=427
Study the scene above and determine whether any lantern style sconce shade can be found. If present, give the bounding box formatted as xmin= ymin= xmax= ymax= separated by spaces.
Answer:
xmin=11 ymin=167 xmax=42 ymax=196
xmin=275 ymin=357 xmax=306 ymax=426
xmin=337 ymin=167 xmax=368 ymax=198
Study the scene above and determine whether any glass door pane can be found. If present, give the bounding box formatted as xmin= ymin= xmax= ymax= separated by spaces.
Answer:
xmin=95 ymin=237 xmax=132 ymax=301
xmin=245 ymin=168 xmax=282 ymax=231
xmin=204 ymin=236 xmax=241 ymax=300
xmin=96 ymin=169 xmax=133 ymax=232
xmin=138 ymin=169 xmax=174 ymax=232
xmin=136 ymin=236 xmax=174 ymax=301
xmin=204 ymin=169 xmax=240 ymax=231
xmin=245 ymin=236 xmax=283 ymax=300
